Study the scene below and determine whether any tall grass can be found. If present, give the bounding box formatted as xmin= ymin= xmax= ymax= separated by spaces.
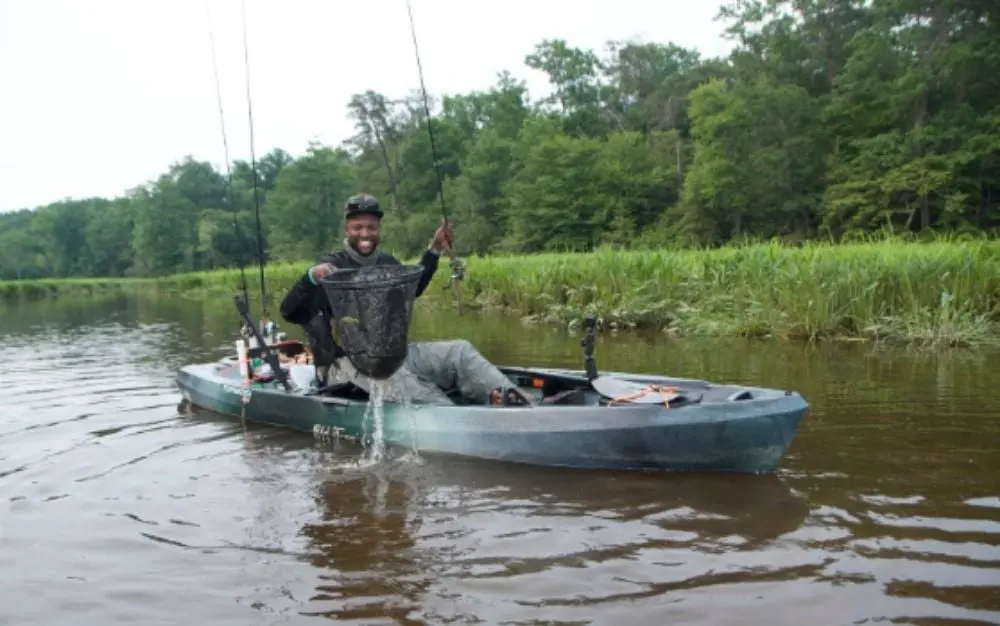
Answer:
xmin=454 ymin=236 xmax=1000 ymax=347
xmin=3 ymin=236 xmax=998 ymax=347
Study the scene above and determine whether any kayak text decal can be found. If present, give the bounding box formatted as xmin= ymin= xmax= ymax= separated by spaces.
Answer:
xmin=222 ymin=384 xmax=253 ymax=405
xmin=313 ymin=424 xmax=357 ymax=442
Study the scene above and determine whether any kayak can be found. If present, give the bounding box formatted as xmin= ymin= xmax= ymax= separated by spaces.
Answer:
xmin=174 ymin=341 xmax=809 ymax=474
xmin=176 ymin=296 xmax=808 ymax=474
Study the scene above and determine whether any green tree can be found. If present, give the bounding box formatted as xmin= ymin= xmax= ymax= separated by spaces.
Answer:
xmin=3 ymin=5 xmax=999 ymax=281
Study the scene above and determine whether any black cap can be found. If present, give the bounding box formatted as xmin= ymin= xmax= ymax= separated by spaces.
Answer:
xmin=344 ymin=194 xmax=384 ymax=219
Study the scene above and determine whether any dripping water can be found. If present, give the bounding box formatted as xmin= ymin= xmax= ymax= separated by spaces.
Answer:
xmin=394 ymin=395 xmax=424 ymax=466
xmin=402 ymin=395 xmax=420 ymax=456
xmin=360 ymin=381 xmax=387 ymax=464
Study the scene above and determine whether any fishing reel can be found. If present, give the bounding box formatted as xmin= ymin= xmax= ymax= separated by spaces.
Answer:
xmin=234 ymin=294 xmax=285 ymax=346
xmin=444 ymin=255 xmax=465 ymax=289
xmin=260 ymin=317 xmax=285 ymax=344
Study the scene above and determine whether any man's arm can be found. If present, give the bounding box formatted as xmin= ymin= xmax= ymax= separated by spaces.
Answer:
xmin=278 ymin=271 xmax=318 ymax=325
xmin=279 ymin=255 xmax=338 ymax=325
xmin=378 ymin=249 xmax=439 ymax=298
xmin=414 ymin=248 xmax=440 ymax=298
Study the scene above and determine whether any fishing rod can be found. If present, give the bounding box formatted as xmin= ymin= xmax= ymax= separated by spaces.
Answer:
xmin=205 ymin=1 xmax=270 ymax=319
xmin=240 ymin=0 xmax=269 ymax=321
xmin=205 ymin=0 xmax=291 ymax=391
xmin=404 ymin=0 xmax=465 ymax=313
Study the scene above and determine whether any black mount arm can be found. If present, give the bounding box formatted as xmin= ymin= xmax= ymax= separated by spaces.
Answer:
xmin=234 ymin=293 xmax=293 ymax=391
xmin=581 ymin=315 xmax=599 ymax=382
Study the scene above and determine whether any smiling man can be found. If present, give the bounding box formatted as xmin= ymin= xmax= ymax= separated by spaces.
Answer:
xmin=278 ymin=193 xmax=533 ymax=406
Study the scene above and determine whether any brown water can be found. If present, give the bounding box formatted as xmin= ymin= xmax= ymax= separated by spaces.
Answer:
xmin=1 ymin=293 xmax=999 ymax=625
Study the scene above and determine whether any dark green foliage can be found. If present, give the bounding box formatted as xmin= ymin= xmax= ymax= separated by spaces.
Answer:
xmin=2 ymin=0 xmax=998 ymax=280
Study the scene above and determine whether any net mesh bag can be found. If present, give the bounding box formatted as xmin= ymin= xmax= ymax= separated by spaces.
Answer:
xmin=319 ymin=264 xmax=425 ymax=379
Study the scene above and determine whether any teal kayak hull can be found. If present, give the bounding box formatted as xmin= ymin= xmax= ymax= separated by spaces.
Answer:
xmin=175 ymin=357 xmax=808 ymax=474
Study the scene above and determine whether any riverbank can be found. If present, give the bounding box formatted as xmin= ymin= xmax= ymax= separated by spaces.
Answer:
xmin=3 ymin=238 xmax=998 ymax=347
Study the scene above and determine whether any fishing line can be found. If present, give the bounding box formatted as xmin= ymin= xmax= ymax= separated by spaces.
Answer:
xmin=204 ymin=0 xmax=249 ymax=307
xmin=404 ymin=0 xmax=448 ymax=225
xmin=403 ymin=0 xmax=465 ymax=309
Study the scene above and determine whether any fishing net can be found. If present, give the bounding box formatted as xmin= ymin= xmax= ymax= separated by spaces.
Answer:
xmin=319 ymin=264 xmax=426 ymax=380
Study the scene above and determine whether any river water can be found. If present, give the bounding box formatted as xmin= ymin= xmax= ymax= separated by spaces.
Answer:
xmin=1 ymin=293 xmax=998 ymax=625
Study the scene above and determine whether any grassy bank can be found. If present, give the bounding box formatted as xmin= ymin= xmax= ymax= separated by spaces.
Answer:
xmin=463 ymin=238 xmax=1000 ymax=347
xmin=3 ymin=237 xmax=998 ymax=347
xmin=0 ymin=277 xmax=152 ymax=302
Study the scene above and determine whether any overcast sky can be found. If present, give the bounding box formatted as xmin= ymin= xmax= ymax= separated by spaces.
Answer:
xmin=0 ymin=0 xmax=733 ymax=213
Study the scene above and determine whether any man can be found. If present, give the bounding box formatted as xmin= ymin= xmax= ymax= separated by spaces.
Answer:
xmin=279 ymin=193 xmax=533 ymax=406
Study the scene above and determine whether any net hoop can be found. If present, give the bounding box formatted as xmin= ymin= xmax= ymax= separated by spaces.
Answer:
xmin=320 ymin=264 xmax=426 ymax=291
xmin=318 ymin=264 xmax=426 ymax=380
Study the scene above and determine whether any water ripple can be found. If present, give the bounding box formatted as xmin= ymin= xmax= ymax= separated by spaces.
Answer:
xmin=0 ymin=298 xmax=998 ymax=625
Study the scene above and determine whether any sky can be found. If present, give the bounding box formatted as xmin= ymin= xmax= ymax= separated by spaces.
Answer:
xmin=0 ymin=0 xmax=733 ymax=213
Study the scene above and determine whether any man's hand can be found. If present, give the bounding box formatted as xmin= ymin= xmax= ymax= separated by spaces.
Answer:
xmin=309 ymin=262 xmax=337 ymax=283
xmin=429 ymin=219 xmax=454 ymax=253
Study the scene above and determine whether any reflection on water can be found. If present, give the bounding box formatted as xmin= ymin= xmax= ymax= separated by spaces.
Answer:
xmin=0 ymin=293 xmax=998 ymax=625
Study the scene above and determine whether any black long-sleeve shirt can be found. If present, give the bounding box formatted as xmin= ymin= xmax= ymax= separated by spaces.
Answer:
xmin=279 ymin=248 xmax=440 ymax=365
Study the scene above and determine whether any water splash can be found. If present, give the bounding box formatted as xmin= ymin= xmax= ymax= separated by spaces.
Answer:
xmin=319 ymin=376 xmax=426 ymax=472
xmin=402 ymin=395 xmax=420 ymax=455
xmin=360 ymin=381 xmax=387 ymax=465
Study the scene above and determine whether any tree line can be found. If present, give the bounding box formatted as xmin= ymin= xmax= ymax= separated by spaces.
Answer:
xmin=1 ymin=0 xmax=998 ymax=281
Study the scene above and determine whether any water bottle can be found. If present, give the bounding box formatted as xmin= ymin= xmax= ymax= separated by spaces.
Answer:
xmin=236 ymin=339 xmax=249 ymax=381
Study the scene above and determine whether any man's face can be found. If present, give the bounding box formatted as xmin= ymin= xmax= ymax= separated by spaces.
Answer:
xmin=344 ymin=213 xmax=381 ymax=255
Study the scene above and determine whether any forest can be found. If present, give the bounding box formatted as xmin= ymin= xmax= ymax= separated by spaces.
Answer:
xmin=1 ymin=0 xmax=997 ymax=282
